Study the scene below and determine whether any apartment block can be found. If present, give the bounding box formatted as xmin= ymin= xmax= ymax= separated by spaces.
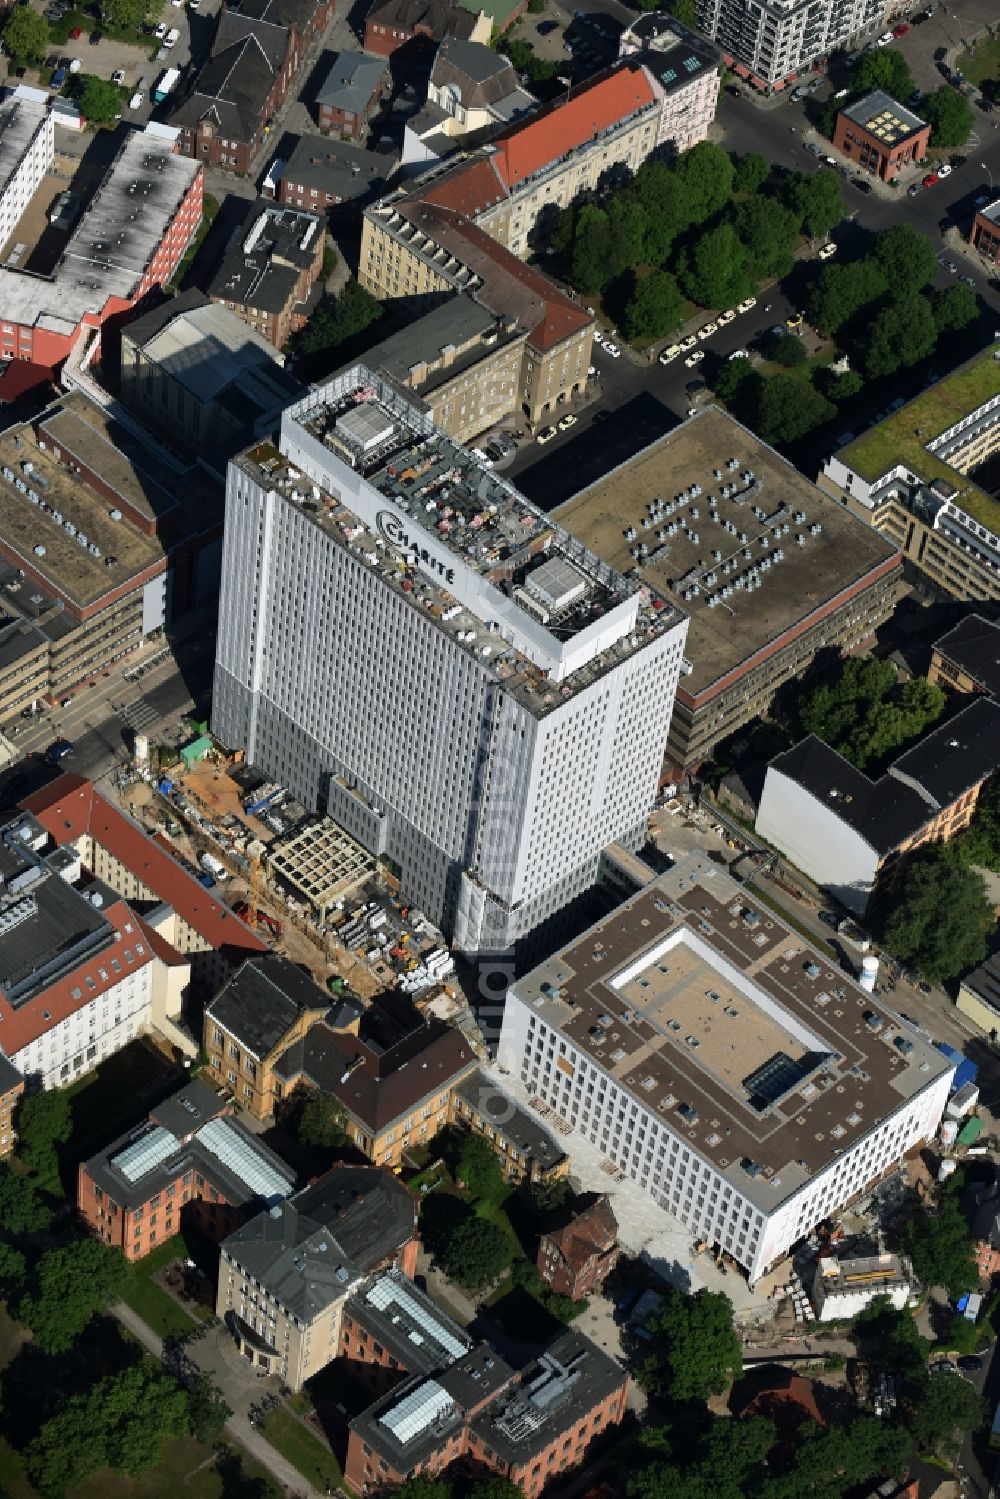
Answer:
xmin=957 ymin=951 xmax=1000 ymax=1037
xmin=208 ymin=200 xmax=325 ymax=350
xmin=617 ymin=16 xmax=720 ymax=152
xmin=696 ymin=0 xmax=883 ymax=93
xmin=818 ymin=351 xmax=1000 ymax=603
xmin=0 ymin=91 xmax=54 ymax=253
xmin=211 ymin=368 xmax=687 ymax=950
xmin=78 ymin=1078 xmax=295 ymax=1260
xmin=497 ymin=854 xmax=953 ymax=1284
xmin=217 ymin=1164 xmax=419 ymax=1388
xmin=315 ymin=51 xmax=389 ymax=139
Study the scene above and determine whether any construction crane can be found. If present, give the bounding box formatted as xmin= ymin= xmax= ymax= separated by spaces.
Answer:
xmin=246 ymin=839 xmax=266 ymax=934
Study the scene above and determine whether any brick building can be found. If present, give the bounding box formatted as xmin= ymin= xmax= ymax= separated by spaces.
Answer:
xmin=0 ymin=115 xmax=201 ymax=391
xmin=170 ymin=0 xmax=334 ymax=176
xmin=929 ymin=614 xmax=1000 ymax=699
xmin=218 ymin=1164 xmax=419 ymax=1388
xmin=363 ymin=0 xmax=490 ymax=60
xmin=208 ymin=200 xmax=325 ymax=348
xmin=278 ymin=135 xmax=390 ymax=217
xmin=537 ymin=1195 xmax=618 ymax=1301
xmin=78 ymin=1077 xmax=295 ymax=1260
xmin=832 ymin=91 xmax=930 ymax=183
xmin=971 ymin=199 xmax=1000 ymax=265
xmin=0 ymin=1054 xmax=24 ymax=1158
xmin=316 ymin=51 xmax=389 ymax=137
xmin=340 ymin=1268 xmax=472 ymax=1399
xmin=345 ymin=1327 xmax=630 ymax=1496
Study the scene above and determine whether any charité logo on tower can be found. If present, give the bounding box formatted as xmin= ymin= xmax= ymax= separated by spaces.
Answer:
xmin=376 ymin=508 xmax=456 ymax=585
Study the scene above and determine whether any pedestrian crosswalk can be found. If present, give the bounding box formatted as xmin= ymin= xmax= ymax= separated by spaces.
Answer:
xmin=118 ymin=698 xmax=158 ymax=731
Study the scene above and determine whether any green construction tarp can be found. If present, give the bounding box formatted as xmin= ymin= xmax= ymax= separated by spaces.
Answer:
xmin=179 ymin=734 xmax=213 ymax=766
xmin=958 ymin=1115 xmax=983 ymax=1146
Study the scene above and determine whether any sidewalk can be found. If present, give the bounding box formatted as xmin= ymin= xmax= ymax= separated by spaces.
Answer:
xmin=113 ymin=1303 xmax=323 ymax=1499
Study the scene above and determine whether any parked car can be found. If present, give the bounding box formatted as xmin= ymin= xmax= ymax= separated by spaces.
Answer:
xmin=736 ymin=296 xmax=757 ymax=313
xmin=922 ymin=172 xmax=939 ymax=187
xmin=659 ymin=344 xmax=681 ymax=364
xmin=957 ymin=1356 xmax=983 ymax=1372
xmin=537 ymin=18 xmax=558 ymax=33
xmin=892 ymin=22 xmax=909 ymax=35
xmin=89 ymin=28 xmax=101 ymax=43
xmin=804 ymin=141 xmax=823 ymax=156
xmin=602 ymin=340 xmax=620 ymax=358
xmin=718 ymin=308 xmax=736 ymax=324
xmin=907 ymin=183 xmax=920 ymax=196
xmin=696 ymin=321 xmax=717 ymax=340
xmin=818 ymin=242 xmax=837 ymax=259
xmin=69 ymin=25 xmax=82 ymax=38
xmin=49 ymin=65 xmax=67 ymax=89
xmin=163 ymin=27 xmax=180 ymax=45
xmin=536 ymin=426 xmax=557 ymax=445
xmin=557 ymin=413 xmax=577 ymax=431
xmin=154 ymin=21 xmax=167 ymax=37
xmin=728 ymin=347 xmax=750 ymax=361
xmin=876 ymin=30 xmax=894 ymax=45
xmin=851 ymin=177 xmax=872 ymax=193
xmin=684 ymin=350 xmax=705 ymax=367
xmin=960 ymin=274 xmax=976 ymax=288
xmin=111 ymin=68 xmax=125 ymax=85
xmin=679 ymin=333 xmax=698 ymax=352
xmin=937 ymin=163 xmax=953 ymax=177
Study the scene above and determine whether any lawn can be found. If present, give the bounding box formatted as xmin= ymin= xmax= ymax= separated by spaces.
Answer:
xmin=475 ymin=1196 xmax=525 ymax=1260
xmin=259 ymin=1406 xmax=343 ymax=1490
xmin=71 ymin=1437 xmax=280 ymax=1499
xmin=119 ymin=1237 xmax=204 ymax=1342
xmin=958 ymin=37 xmax=1000 ymax=88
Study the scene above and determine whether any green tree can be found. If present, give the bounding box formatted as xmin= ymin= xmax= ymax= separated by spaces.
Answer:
xmin=883 ymin=847 xmax=993 ymax=987
xmin=788 ymin=169 xmax=844 ymax=239
xmin=295 ymin=1091 xmax=348 ymax=1151
xmin=679 ymin=223 xmax=753 ymax=311
xmin=754 ymin=374 xmax=835 ymax=447
xmin=638 ymin=1286 xmax=741 ymax=1404
xmin=761 ymin=1415 xmax=910 ymax=1499
xmin=455 ymin=1132 xmax=507 ymax=1203
xmin=807 ymin=258 xmax=888 ymax=334
xmin=2 ymin=4 xmax=50 ymax=63
xmin=528 ymin=1176 xmax=570 ymax=1215
xmin=0 ymin=1163 xmax=53 ymax=1235
xmin=568 ymin=203 xmax=614 ymax=294
xmin=668 ymin=0 xmax=698 ymax=24
xmin=468 ymin=1479 xmax=527 ymax=1499
xmin=19 ymin=1239 xmax=130 ymax=1354
xmin=902 ymin=1179 xmax=979 ymax=1297
xmin=862 ymin=293 xmax=937 ymax=378
xmin=76 ymin=75 xmax=125 ymax=127
xmin=798 ymin=655 xmax=896 ymax=742
xmin=101 ymin=0 xmax=148 ymax=28
xmin=672 ymin=141 xmax=735 ymax=227
xmin=0 ymin=1242 xmax=27 ymax=1299
xmin=628 ymin=1414 xmax=773 ymax=1499
xmin=771 ymin=333 xmax=808 ymax=367
xmin=438 ymin=1214 xmax=511 ymax=1289
xmin=394 ymin=1481 xmax=452 ymax=1499
xmin=852 ymin=48 xmax=915 ymax=101
xmin=824 ymin=368 xmax=863 ymax=402
xmin=621 ymin=270 xmax=684 ymax=340
xmin=732 ymin=151 xmax=769 ymax=194
xmin=732 ymin=195 xmax=799 ymax=279
xmin=922 ymin=84 xmax=975 ymax=147
xmin=292 ymin=280 xmax=382 ymax=378
xmin=932 ymin=282 xmax=978 ymax=333
xmin=499 ymin=36 xmax=556 ymax=82
xmin=905 ymin=1370 xmax=985 ymax=1457
xmin=18 ymin=1088 xmax=71 ymax=1190
xmin=186 ymin=1372 xmax=232 ymax=1444
xmin=956 ymin=774 xmax=1000 ymax=870
xmin=632 ymin=158 xmax=687 ymax=263
xmin=713 ymin=355 xmax=756 ymax=406
xmin=25 ymin=1362 xmax=189 ymax=1494
xmin=854 ymin=1295 xmax=930 ymax=1389
xmin=874 ymin=222 xmax=939 ymax=291
xmin=607 ymin=194 xmax=648 ymax=275
xmin=941 ymin=1311 xmax=981 ymax=1354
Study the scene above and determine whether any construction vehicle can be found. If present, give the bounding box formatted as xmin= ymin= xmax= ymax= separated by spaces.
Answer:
xmin=234 ymin=899 xmax=282 ymax=939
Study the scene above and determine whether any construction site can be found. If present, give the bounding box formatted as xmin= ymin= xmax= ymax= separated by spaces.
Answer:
xmin=117 ymin=733 xmax=482 ymax=1055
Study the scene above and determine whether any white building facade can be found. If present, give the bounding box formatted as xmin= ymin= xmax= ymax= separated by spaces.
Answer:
xmin=212 ymin=368 xmax=687 ymax=952
xmin=695 ymin=0 xmax=884 ymax=91
xmin=0 ymin=90 xmax=54 ymax=256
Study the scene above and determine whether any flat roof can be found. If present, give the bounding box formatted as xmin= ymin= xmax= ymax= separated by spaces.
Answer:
xmin=127 ymin=292 xmax=298 ymax=411
xmin=209 ymin=201 xmax=322 ymax=314
xmin=0 ymin=414 xmax=165 ymax=612
xmin=555 ymin=407 xmax=899 ymax=698
xmin=840 ymin=89 xmax=926 ymax=144
xmin=511 ymin=853 xmax=953 ymax=1211
xmin=364 ymin=294 xmax=521 ymax=395
xmin=836 ymin=350 xmax=1000 ymax=534
xmin=0 ymin=94 xmax=50 ymax=203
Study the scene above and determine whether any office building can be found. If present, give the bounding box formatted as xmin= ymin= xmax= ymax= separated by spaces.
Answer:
xmin=556 ymin=407 xmax=902 ymax=771
xmin=971 ymin=199 xmax=1000 ymax=265
xmin=818 ymin=350 xmax=1000 ymax=603
xmin=695 ymin=0 xmax=883 ymax=93
xmin=208 ymin=200 xmax=326 ymax=350
xmin=497 ymin=854 xmax=954 ymax=1284
xmin=928 ymin=613 xmax=1000 ymax=699
xmin=211 ymin=367 xmax=687 ymax=950
xmin=119 ymin=291 xmax=301 ymax=462
xmin=755 ymin=698 xmax=1000 ymax=916
xmin=170 ymin=0 xmax=333 ymax=175
xmin=78 ymin=1078 xmax=295 ymax=1259
xmin=0 ymin=387 xmax=225 ymax=715
xmin=315 ymin=51 xmax=389 ymax=138
xmin=345 ymin=1328 xmax=629 ymax=1496
xmin=217 ymin=1163 xmax=419 ymax=1387
xmin=340 ymin=1267 xmax=472 ymax=1398
xmin=0 ymin=116 xmax=202 ymax=382
xmin=832 ymin=92 xmax=930 ymax=183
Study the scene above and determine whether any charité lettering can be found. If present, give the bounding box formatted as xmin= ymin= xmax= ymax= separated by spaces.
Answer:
xmin=377 ymin=508 xmax=456 ymax=584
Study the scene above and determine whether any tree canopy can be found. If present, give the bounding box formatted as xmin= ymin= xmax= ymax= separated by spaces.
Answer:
xmin=771 ymin=333 xmax=807 ymax=367
xmin=787 ymin=170 xmax=844 ymax=240
xmin=436 ymin=1214 xmax=510 ymax=1289
xmin=853 ymin=1295 xmax=929 ymax=1390
xmin=852 ymin=48 xmax=915 ymax=101
xmin=678 ymin=223 xmax=753 ymax=312
xmin=732 ymin=151 xmax=769 ymax=195
xmin=902 ymin=1178 xmax=979 ymax=1297
xmin=922 ymin=84 xmax=975 ymax=147
xmin=953 ymin=773 xmax=1000 ymax=871
xmin=932 ymin=282 xmax=978 ymax=334
xmin=19 ymin=1239 xmax=130 ymax=1354
xmin=807 ymin=259 xmax=889 ymax=335
xmin=753 ymin=374 xmax=835 ymax=448
xmin=905 ymin=1369 xmax=985 ymax=1458
xmin=873 ymin=223 xmax=939 ymax=292
xmin=621 ymin=270 xmax=684 ymax=340
xmin=291 ymin=280 xmax=382 ymax=379
xmin=794 ymin=657 xmax=945 ymax=769
xmin=2 ymin=5 xmax=50 ymax=62
xmin=0 ymin=1163 xmax=54 ymax=1236
xmin=455 ymin=1132 xmax=507 ymax=1204
xmin=75 ymin=75 xmax=125 ymax=126
xmin=294 ymin=1090 xmax=348 ymax=1151
xmin=862 ymin=293 xmax=938 ymax=378
xmin=25 ymin=1362 xmax=190 ymax=1494
xmin=17 ymin=1088 xmax=71 ymax=1192
xmin=882 ymin=847 xmax=993 ymax=986
xmin=101 ymin=0 xmax=149 ymax=28
xmin=638 ymin=1286 xmax=742 ymax=1404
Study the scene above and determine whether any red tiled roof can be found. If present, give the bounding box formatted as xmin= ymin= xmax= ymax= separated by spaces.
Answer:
xmin=19 ymin=774 xmax=267 ymax=961
xmin=491 ymin=64 xmax=656 ymax=190
xmin=420 ymin=156 xmax=508 ymax=217
xmin=134 ymin=916 xmax=189 ymax=967
xmin=544 ymin=1195 xmax=618 ymax=1268
xmin=0 ymin=899 xmax=154 ymax=1054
